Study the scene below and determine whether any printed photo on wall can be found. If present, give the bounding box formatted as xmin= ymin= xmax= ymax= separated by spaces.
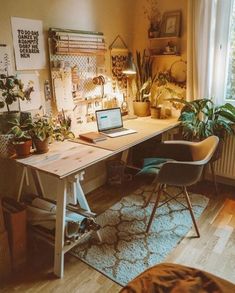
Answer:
xmin=11 ymin=17 xmax=46 ymax=70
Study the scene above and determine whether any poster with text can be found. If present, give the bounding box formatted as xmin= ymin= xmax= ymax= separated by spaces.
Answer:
xmin=11 ymin=17 xmax=46 ymax=70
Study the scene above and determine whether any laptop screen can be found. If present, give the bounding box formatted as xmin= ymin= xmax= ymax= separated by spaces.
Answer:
xmin=96 ymin=108 xmax=123 ymax=131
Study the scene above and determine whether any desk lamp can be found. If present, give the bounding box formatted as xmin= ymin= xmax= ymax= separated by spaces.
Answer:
xmin=122 ymin=52 xmax=137 ymax=119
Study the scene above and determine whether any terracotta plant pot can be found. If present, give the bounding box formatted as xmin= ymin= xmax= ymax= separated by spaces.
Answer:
xmin=133 ymin=101 xmax=151 ymax=117
xmin=13 ymin=140 xmax=32 ymax=158
xmin=33 ymin=137 xmax=50 ymax=154
xmin=150 ymin=106 xmax=161 ymax=119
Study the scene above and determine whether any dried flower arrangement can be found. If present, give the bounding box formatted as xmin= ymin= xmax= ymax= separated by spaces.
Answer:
xmin=143 ymin=0 xmax=162 ymax=37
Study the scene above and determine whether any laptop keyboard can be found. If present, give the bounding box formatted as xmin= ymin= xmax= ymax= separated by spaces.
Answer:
xmin=103 ymin=127 xmax=128 ymax=134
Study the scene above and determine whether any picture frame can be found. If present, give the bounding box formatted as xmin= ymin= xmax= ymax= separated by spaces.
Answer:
xmin=160 ymin=11 xmax=181 ymax=37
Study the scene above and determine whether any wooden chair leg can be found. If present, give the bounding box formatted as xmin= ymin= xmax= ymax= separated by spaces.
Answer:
xmin=146 ymin=184 xmax=163 ymax=233
xmin=183 ymin=186 xmax=200 ymax=238
xmin=210 ymin=161 xmax=219 ymax=196
xmin=142 ymin=182 xmax=159 ymax=208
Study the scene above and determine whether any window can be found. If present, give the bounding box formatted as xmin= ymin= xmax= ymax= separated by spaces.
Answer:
xmin=226 ymin=1 xmax=235 ymax=102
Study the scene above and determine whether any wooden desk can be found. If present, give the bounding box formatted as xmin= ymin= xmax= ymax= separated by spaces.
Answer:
xmin=15 ymin=117 xmax=179 ymax=278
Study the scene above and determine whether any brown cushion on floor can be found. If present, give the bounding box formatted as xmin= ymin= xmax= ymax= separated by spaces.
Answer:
xmin=119 ymin=263 xmax=235 ymax=293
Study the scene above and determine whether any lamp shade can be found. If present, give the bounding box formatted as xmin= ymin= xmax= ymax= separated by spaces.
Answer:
xmin=122 ymin=52 xmax=136 ymax=75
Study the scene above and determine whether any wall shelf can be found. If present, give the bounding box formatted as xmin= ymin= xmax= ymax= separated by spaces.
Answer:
xmin=149 ymin=36 xmax=181 ymax=56
xmin=149 ymin=36 xmax=180 ymax=41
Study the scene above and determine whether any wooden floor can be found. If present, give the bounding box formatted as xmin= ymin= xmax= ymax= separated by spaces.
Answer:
xmin=1 ymin=179 xmax=235 ymax=293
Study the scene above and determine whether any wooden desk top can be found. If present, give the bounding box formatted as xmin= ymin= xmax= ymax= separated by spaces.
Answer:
xmin=16 ymin=117 xmax=179 ymax=179
xmin=16 ymin=141 xmax=113 ymax=179
xmin=73 ymin=117 xmax=179 ymax=152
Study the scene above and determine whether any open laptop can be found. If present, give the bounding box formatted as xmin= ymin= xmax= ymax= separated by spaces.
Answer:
xmin=95 ymin=108 xmax=137 ymax=137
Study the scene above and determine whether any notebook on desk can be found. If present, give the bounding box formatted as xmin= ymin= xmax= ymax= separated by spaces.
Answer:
xmin=95 ymin=108 xmax=137 ymax=137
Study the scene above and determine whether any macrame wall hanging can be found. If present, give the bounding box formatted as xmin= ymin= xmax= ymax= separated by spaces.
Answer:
xmin=109 ymin=35 xmax=129 ymax=94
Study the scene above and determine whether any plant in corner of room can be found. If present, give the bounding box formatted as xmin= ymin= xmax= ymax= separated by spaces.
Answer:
xmin=0 ymin=74 xmax=34 ymax=133
xmin=8 ymin=118 xmax=33 ymax=157
xmin=169 ymin=98 xmax=235 ymax=161
xmin=170 ymin=98 xmax=235 ymax=141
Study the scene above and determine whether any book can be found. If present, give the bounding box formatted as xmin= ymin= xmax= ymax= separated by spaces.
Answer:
xmin=79 ymin=132 xmax=107 ymax=143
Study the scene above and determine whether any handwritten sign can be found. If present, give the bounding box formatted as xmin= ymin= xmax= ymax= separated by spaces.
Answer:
xmin=11 ymin=17 xmax=46 ymax=70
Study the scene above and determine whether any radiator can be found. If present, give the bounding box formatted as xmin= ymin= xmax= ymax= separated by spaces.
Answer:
xmin=213 ymin=135 xmax=235 ymax=180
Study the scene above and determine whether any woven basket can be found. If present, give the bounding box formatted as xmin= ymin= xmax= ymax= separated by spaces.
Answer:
xmin=0 ymin=134 xmax=15 ymax=159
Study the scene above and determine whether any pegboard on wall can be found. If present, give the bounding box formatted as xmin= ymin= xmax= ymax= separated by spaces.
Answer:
xmin=48 ymin=27 xmax=117 ymax=125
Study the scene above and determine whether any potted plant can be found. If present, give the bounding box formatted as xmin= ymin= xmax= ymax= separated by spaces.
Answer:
xmin=8 ymin=118 xmax=33 ymax=158
xmin=54 ymin=110 xmax=75 ymax=141
xmin=170 ymin=98 xmax=235 ymax=141
xmin=169 ymin=97 xmax=235 ymax=171
xmin=150 ymin=71 xmax=183 ymax=119
xmin=30 ymin=116 xmax=55 ymax=154
xmin=0 ymin=74 xmax=33 ymax=133
xmin=133 ymin=50 xmax=156 ymax=117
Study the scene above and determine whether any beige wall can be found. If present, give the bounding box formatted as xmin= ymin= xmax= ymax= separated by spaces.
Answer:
xmin=0 ymin=0 xmax=135 ymax=95
xmin=132 ymin=0 xmax=187 ymax=71
xmin=0 ymin=0 xmax=187 ymax=198
xmin=0 ymin=0 xmax=135 ymax=198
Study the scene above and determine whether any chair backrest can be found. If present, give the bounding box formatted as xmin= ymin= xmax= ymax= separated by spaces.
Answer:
xmin=190 ymin=136 xmax=219 ymax=165
xmin=158 ymin=136 xmax=219 ymax=186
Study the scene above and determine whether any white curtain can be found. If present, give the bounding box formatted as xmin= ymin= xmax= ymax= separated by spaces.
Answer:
xmin=187 ymin=0 xmax=234 ymax=104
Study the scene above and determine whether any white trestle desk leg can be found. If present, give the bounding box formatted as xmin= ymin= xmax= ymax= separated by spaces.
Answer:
xmin=121 ymin=149 xmax=129 ymax=163
xmin=54 ymin=178 xmax=67 ymax=278
xmin=17 ymin=166 xmax=28 ymax=202
xmin=35 ymin=170 xmax=46 ymax=198
xmin=74 ymin=171 xmax=91 ymax=211
xmin=74 ymin=172 xmax=102 ymax=242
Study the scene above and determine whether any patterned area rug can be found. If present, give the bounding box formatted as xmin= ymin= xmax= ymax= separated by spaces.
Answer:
xmin=71 ymin=185 xmax=209 ymax=286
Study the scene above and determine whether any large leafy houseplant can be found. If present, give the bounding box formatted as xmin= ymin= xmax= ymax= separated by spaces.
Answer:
xmin=171 ymin=98 xmax=235 ymax=141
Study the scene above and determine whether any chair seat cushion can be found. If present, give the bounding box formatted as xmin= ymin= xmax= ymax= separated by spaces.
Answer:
xmin=119 ymin=263 xmax=235 ymax=293
xmin=137 ymin=158 xmax=174 ymax=176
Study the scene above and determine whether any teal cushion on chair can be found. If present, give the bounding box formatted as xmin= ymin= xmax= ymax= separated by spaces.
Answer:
xmin=137 ymin=158 xmax=174 ymax=176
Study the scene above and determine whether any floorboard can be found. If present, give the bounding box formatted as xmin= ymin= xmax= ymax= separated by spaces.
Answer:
xmin=1 ymin=179 xmax=235 ymax=292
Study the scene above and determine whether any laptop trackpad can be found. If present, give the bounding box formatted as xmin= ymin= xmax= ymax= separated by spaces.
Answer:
xmin=104 ymin=129 xmax=137 ymax=137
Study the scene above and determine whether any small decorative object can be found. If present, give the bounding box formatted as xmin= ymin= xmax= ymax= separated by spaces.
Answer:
xmin=169 ymin=59 xmax=187 ymax=88
xmin=160 ymin=10 xmax=181 ymax=37
xmin=109 ymin=35 xmax=129 ymax=93
xmin=8 ymin=118 xmax=33 ymax=158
